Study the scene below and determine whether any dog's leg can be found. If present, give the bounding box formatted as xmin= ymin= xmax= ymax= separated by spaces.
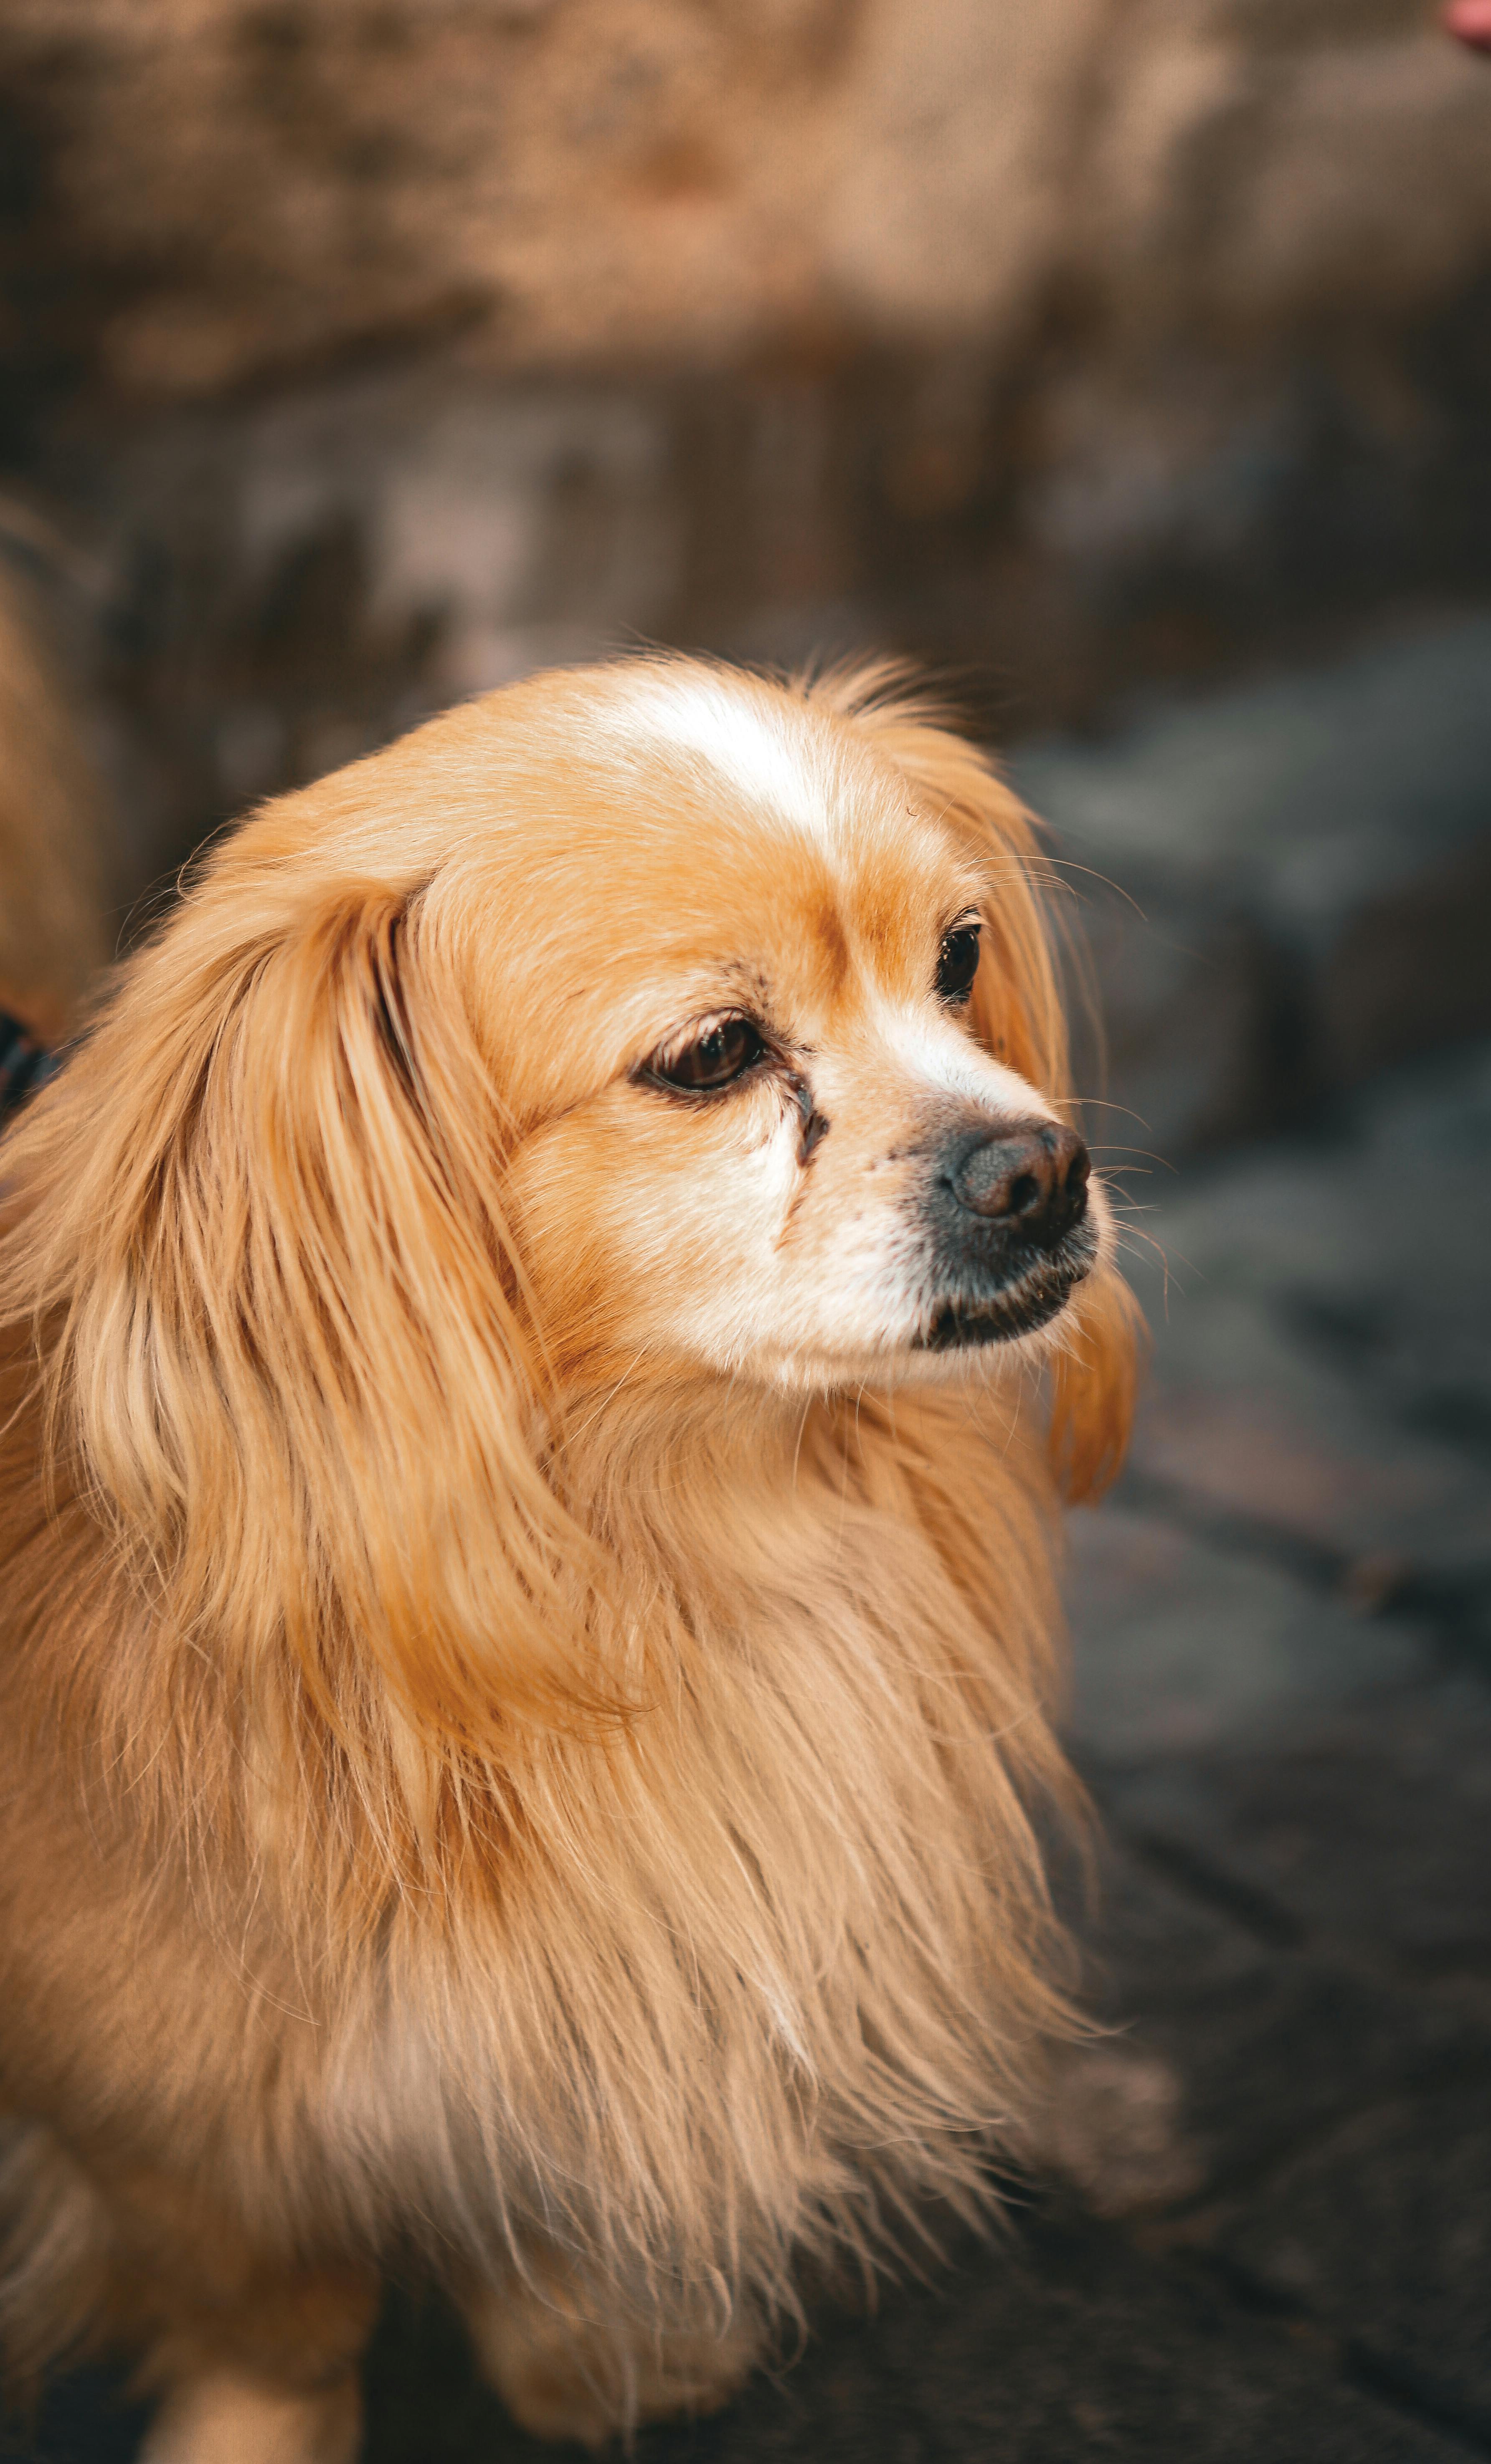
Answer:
xmin=139 ymin=2365 xmax=362 ymax=2464
xmin=0 ymin=2128 xmax=378 ymax=2463
xmin=92 ymin=2201 xmax=378 ymax=2464
xmin=462 ymin=2264 xmax=762 ymax=2449
xmin=130 ymin=2255 xmax=378 ymax=2464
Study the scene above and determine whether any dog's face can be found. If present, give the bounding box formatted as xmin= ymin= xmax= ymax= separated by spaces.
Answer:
xmin=431 ymin=664 xmax=1108 ymax=1393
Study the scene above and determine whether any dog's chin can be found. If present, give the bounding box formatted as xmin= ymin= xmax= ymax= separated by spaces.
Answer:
xmin=912 ymin=1239 xmax=1096 ymax=1356
xmin=697 ymin=1229 xmax=1101 ymax=1394
xmin=918 ymin=1282 xmax=1072 ymax=1354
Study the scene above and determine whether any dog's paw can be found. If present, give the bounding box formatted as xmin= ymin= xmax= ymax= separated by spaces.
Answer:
xmin=464 ymin=2274 xmax=760 ymax=2448
xmin=1026 ymin=2039 xmax=1205 ymax=2218
xmin=139 ymin=2368 xmax=362 ymax=2464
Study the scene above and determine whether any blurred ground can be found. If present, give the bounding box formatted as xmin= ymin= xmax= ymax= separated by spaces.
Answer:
xmin=8 ymin=614 xmax=1491 ymax=2463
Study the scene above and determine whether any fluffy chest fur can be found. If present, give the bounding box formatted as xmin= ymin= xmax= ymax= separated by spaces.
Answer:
xmin=1 ymin=1389 xmax=1070 ymax=2337
xmin=307 ymin=1397 xmax=1072 ymax=2321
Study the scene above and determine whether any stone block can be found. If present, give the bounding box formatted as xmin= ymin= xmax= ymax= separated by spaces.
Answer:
xmin=1070 ymin=1821 xmax=1491 ymax=2201
xmin=1064 ymin=1503 xmax=1431 ymax=1760
xmin=1012 ymin=617 xmax=1491 ymax=1150
xmin=1321 ymin=832 xmax=1491 ymax=1087
xmin=1130 ymin=1040 xmax=1491 ymax=1321
xmin=1124 ymin=1317 xmax=1491 ymax=1576
xmin=1061 ymin=888 xmax=1285 ymax=1156
xmin=1099 ymin=1681 xmax=1491 ymax=1977
xmin=1132 ymin=1042 xmax=1491 ymax=1446
xmin=4 ymin=0 xmax=1487 ymax=413
xmin=0 ymin=0 xmax=1487 ymax=939
xmin=1214 ymin=2085 xmax=1491 ymax=2437
xmin=1107 ymin=1040 xmax=1491 ymax=1584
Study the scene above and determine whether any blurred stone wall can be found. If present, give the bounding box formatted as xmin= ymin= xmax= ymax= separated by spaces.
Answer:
xmin=8 ymin=1 xmax=1490 ymax=404
xmin=2 ymin=0 xmax=1490 ymax=898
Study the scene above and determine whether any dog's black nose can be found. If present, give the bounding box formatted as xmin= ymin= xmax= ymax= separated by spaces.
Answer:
xmin=948 ymin=1120 xmax=1090 ymax=1251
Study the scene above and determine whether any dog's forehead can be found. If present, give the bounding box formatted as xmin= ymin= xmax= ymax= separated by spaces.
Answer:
xmin=573 ymin=669 xmax=966 ymax=967
xmin=577 ymin=666 xmax=962 ymax=916
xmin=598 ymin=668 xmax=843 ymax=842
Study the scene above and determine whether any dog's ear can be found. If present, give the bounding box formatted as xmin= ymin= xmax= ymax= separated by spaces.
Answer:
xmin=0 ymin=853 xmax=615 ymax=1807
xmin=1046 ymin=1269 xmax=1143 ymax=1502
xmin=815 ymin=667 xmax=1139 ymax=1502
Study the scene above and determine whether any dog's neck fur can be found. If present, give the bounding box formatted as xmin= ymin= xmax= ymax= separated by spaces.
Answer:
xmin=6 ymin=1350 xmax=1066 ymax=1885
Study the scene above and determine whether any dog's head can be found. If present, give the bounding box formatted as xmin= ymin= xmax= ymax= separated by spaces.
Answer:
xmin=480 ymin=663 xmax=1107 ymax=1398
xmin=3 ymin=657 xmax=1135 ymax=1744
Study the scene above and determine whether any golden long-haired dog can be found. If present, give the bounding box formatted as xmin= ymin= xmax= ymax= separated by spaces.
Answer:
xmin=0 ymin=656 xmax=1136 ymax=2461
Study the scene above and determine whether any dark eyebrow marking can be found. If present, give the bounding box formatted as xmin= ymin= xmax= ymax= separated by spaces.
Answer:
xmin=792 ymin=1075 xmax=830 ymax=1165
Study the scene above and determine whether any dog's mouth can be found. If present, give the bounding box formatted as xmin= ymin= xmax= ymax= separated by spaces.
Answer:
xmin=913 ymin=1228 xmax=1097 ymax=1353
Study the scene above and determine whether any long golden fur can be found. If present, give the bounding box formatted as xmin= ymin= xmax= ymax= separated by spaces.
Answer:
xmin=0 ymin=656 xmax=1136 ymax=2459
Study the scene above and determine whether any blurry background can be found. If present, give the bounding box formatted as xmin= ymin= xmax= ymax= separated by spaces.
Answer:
xmin=0 ymin=0 xmax=1489 ymax=1135
xmin=5 ymin=8 xmax=1491 ymax=2461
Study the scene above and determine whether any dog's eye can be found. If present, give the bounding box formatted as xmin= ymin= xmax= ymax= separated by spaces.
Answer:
xmin=646 ymin=1015 xmax=767 ymax=1094
xmin=935 ymin=921 xmax=981 ymax=1004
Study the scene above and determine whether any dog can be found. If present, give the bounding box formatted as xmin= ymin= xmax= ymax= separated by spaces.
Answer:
xmin=0 ymin=655 xmax=1136 ymax=2461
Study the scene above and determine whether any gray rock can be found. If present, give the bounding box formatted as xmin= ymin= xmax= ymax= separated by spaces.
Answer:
xmin=1075 ymin=1789 xmax=1491 ymax=2202
xmin=1096 ymin=1043 xmax=1491 ymax=1616
xmin=1098 ymin=1681 xmax=1491 ymax=1978
xmin=1012 ymin=617 xmax=1491 ymax=1151
xmin=1065 ymin=1504 xmax=1431 ymax=1760
xmin=1214 ymin=2086 xmax=1491 ymax=2440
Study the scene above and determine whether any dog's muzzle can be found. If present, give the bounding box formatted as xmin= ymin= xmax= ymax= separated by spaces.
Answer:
xmin=915 ymin=1116 xmax=1098 ymax=1350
